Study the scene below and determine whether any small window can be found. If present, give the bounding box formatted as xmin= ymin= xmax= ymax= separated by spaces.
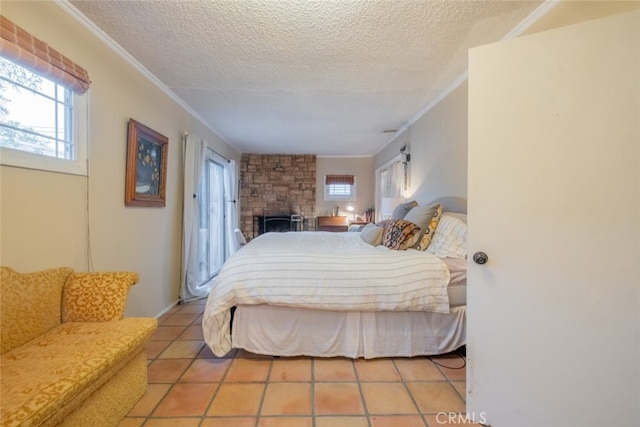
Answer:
xmin=1 ymin=57 xmax=73 ymax=157
xmin=324 ymin=174 xmax=356 ymax=201
xmin=0 ymin=57 xmax=87 ymax=175
xmin=0 ymin=16 xmax=90 ymax=176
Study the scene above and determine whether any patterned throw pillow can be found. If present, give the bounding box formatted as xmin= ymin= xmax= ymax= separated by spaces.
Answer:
xmin=0 ymin=267 xmax=74 ymax=354
xmin=404 ymin=203 xmax=443 ymax=250
xmin=415 ymin=204 xmax=443 ymax=251
xmin=62 ymin=272 xmax=139 ymax=322
xmin=382 ymin=219 xmax=421 ymax=250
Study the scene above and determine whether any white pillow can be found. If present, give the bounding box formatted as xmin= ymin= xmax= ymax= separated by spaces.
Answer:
xmin=444 ymin=212 xmax=467 ymax=223
xmin=359 ymin=223 xmax=384 ymax=246
xmin=426 ymin=213 xmax=467 ymax=259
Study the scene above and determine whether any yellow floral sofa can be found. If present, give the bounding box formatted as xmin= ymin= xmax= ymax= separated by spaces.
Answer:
xmin=0 ymin=267 xmax=158 ymax=426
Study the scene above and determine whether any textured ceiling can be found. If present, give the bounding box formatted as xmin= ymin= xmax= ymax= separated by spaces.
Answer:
xmin=69 ymin=0 xmax=544 ymax=156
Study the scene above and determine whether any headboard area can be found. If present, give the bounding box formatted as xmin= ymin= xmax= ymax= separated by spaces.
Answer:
xmin=425 ymin=196 xmax=467 ymax=214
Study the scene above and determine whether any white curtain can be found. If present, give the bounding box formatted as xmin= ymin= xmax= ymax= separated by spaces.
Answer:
xmin=224 ymin=159 xmax=240 ymax=258
xmin=180 ymin=134 xmax=208 ymax=302
xmin=380 ymin=159 xmax=403 ymax=199
xmin=377 ymin=159 xmax=404 ymax=221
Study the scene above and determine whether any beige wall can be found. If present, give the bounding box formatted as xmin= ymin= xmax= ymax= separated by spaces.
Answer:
xmin=316 ymin=157 xmax=374 ymax=219
xmin=522 ymin=0 xmax=640 ymax=36
xmin=0 ymin=1 xmax=240 ymax=318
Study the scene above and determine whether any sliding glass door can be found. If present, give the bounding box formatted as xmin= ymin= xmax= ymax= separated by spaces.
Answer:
xmin=197 ymin=151 xmax=226 ymax=285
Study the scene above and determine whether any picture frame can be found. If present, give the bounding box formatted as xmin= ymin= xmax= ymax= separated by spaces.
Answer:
xmin=125 ymin=119 xmax=168 ymax=207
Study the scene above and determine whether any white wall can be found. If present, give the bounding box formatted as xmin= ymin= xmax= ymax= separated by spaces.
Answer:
xmin=0 ymin=1 xmax=240 ymax=318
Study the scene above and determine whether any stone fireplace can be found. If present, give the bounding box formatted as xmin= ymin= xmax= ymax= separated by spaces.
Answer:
xmin=240 ymin=154 xmax=316 ymax=240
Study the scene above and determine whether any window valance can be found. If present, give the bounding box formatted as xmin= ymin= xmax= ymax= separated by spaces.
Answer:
xmin=0 ymin=15 xmax=91 ymax=94
xmin=325 ymin=175 xmax=355 ymax=185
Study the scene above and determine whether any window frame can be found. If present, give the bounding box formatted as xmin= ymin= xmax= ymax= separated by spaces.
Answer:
xmin=375 ymin=155 xmax=403 ymax=222
xmin=324 ymin=175 xmax=356 ymax=201
xmin=0 ymin=59 xmax=88 ymax=176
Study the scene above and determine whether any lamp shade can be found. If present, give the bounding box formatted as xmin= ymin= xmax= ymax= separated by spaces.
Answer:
xmin=381 ymin=197 xmax=404 ymax=216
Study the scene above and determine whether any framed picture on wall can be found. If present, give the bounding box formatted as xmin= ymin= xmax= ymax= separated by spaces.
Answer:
xmin=125 ymin=119 xmax=168 ymax=207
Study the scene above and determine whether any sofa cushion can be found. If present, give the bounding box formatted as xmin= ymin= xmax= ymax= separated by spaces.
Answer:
xmin=1 ymin=266 xmax=74 ymax=354
xmin=62 ymin=271 xmax=139 ymax=322
xmin=0 ymin=318 xmax=157 ymax=426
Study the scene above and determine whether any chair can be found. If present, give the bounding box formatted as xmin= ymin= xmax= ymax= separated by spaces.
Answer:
xmin=234 ymin=228 xmax=247 ymax=248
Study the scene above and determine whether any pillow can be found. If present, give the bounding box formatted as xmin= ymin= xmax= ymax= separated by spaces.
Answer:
xmin=360 ymin=223 xmax=384 ymax=246
xmin=349 ymin=224 xmax=365 ymax=232
xmin=0 ymin=267 xmax=74 ymax=354
xmin=382 ymin=219 xmax=421 ymax=250
xmin=375 ymin=219 xmax=392 ymax=229
xmin=403 ymin=203 xmax=442 ymax=250
xmin=426 ymin=213 xmax=468 ymax=259
xmin=390 ymin=200 xmax=418 ymax=220
xmin=62 ymin=271 xmax=139 ymax=322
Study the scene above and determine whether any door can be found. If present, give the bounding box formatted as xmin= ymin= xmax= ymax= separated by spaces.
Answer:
xmin=197 ymin=152 xmax=226 ymax=284
xmin=467 ymin=11 xmax=639 ymax=427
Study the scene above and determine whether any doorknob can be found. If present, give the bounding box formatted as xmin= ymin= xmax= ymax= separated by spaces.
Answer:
xmin=473 ymin=252 xmax=488 ymax=265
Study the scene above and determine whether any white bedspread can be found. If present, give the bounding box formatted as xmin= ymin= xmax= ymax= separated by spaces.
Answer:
xmin=202 ymin=231 xmax=451 ymax=356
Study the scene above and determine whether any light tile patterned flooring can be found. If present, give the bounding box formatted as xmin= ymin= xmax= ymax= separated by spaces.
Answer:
xmin=119 ymin=299 xmax=479 ymax=427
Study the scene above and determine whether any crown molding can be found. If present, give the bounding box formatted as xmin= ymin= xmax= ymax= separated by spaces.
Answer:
xmin=375 ymin=0 xmax=560 ymax=156
xmin=54 ymin=0 xmax=240 ymax=154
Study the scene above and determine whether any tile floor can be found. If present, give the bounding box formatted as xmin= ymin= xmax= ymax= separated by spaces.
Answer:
xmin=119 ymin=299 xmax=479 ymax=427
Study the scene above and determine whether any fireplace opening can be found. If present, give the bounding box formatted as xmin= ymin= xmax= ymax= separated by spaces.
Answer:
xmin=255 ymin=214 xmax=302 ymax=236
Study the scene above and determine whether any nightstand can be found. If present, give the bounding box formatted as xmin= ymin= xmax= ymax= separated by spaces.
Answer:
xmin=316 ymin=216 xmax=348 ymax=232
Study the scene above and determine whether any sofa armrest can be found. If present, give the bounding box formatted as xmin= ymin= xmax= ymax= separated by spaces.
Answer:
xmin=62 ymin=272 xmax=140 ymax=322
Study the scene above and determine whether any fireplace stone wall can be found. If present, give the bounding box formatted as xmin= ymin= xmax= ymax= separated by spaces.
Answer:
xmin=240 ymin=154 xmax=316 ymax=240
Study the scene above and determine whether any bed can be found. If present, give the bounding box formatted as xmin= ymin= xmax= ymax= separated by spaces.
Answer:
xmin=202 ymin=197 xmax=468 ymax=359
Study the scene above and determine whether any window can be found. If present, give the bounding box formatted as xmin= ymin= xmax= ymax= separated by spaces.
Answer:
xmin=0 ymin=16 xmax=89 ymax=175
xmin=324 ymin=174 xmax=356 ymax=201
xmin=1 ymin=57 xmax=73 ymax=157
xmin=375 ymin=156 xmax=403 ymax=221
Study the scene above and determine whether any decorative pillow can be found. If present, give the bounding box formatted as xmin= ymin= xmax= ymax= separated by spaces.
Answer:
xmin=382 ymin=219 xmax=421 ymax=250
xmin=390 ymin=200 xmax=418 ymax=220
xmin=360 ymin=223 xmax=384 ymax=246
xmin=426 ymin=213 xmax=468 ymax=259
xmin=0 ymin=266 xmax=74 ymax=354
xmin=62 ymin=272 xmax=139 ymax=322
xmin=403 ymin=203 xmax=442 ymax=250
